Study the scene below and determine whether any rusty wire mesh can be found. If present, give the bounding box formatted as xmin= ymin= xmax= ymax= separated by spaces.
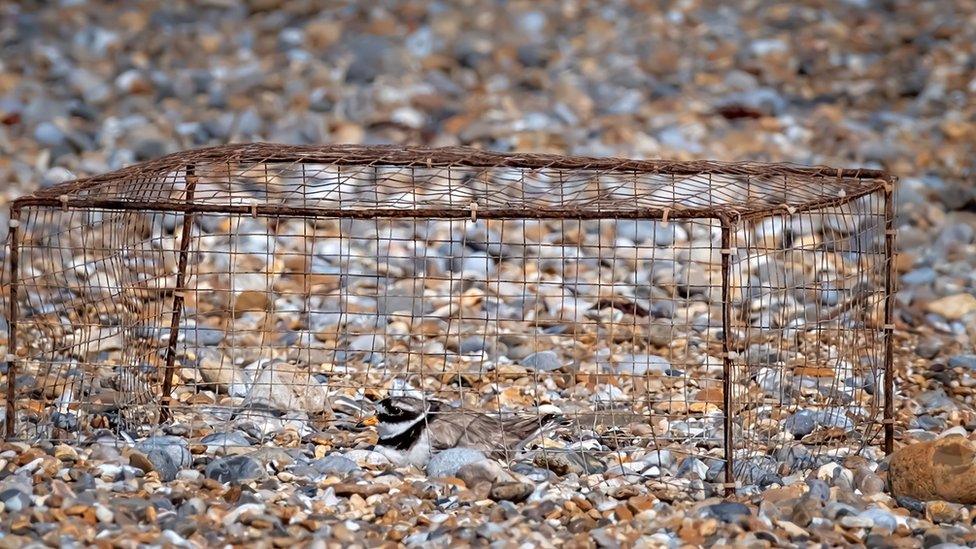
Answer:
xmin=2 ymin=143 xmax=895 ymax=490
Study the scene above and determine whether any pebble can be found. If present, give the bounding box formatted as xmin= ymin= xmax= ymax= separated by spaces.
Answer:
xmin=948 ymin=355 xmax=976 ymax=370
xmin=312 ymin=455 xmax=361 ymax=476
xmin=702 ymin=502 xmax=751 ymax=523
xmin=520 ymin=351 xmax=563 ymax=372
xmin=489 ymin=482 xmax=534 ymax=502
xmin=205 ymin=456 xmax=267 ymax=484
xmin=427 ymin=449 xmax=488 ymax=478
xmin=926 ymin=294 xmax=976 ymax=320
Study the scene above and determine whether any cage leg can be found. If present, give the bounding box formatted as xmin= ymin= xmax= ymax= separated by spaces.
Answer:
xmin=5 ymin=208 xmax=21 ymax=441
xmin=160 ymin=167 xmax=197 ymax=423
xmin=883 ymin=182 xmax=896 ymax=454
xmin=720 ymin=219 xmax=735 ymax=496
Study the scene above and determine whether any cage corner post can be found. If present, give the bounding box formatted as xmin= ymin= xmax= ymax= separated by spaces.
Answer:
xmin=4 ymin=204 xmax=21 ymax=441
xmin=882 ymin=177 xmax=896 ymax=455
xmin=160 ymin=165 xmax=197 ymax=423
xmin=719 ymin=214 xmax=736 ymax=496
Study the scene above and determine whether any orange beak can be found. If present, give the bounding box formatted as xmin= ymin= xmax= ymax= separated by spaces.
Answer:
xmin=358 ymin=415 xmax=379 ymax=427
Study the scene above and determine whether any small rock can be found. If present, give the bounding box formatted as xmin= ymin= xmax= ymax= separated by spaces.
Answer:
xmin=457 ymin=459 xmax=510 ymax=486
xmin=128 ymin=451 xmax=155 ymax=474
xmin=784 ymin=410 xmax=817 ymax=437
xmin=34 ymin=121 xmax=66 ymax=147
xmin=642 ymin=449 xmax=674 ymax=469
xmin=489 ymin=482 xmax=534 ymax=503
xmin=948 ymin=355 xmax=976 ymax=370
xmin=857 ymin=472 xmax=885 ymax=495
xmin=611 ymin=354 xmax=671 ymax=376
xmin=343 ymin=449 xmax=392 ymax=467
xmin=675 ymin=457 xmax=708 ymax=479
xmin=54 ymin=445 xmax=78 ymax=461
xmin=200 ymin=431 xmax=252 ymax=450
xmin=0 ymin=488 xmax=31 ymax=513
xmin=521 ymin=351 xmax=562 ymax=372
xmin=136 ymin=436 xmax=192 ymax=469
xmin=427 ymin=448 xmax=487 ymax=478
xmin=915 ymin=338 xmax=943 ymax=359
xmin=312 ymin=455 xmax=361 ymax=476
xmin=205 ymin=455 xmax=266 ymax=484
xmin=925 ymin=293 xmax=976 ymax=320
xmin=146 ymin=449 xmax=179 ymax=482
xmin=702 ymin=502 xmax=751 ymax=523
xmin=858 ymin=508 xmax=897 ymax=534
xmin=926 ymin=500 xmax=964 ymax=523
xmin=331 ymin=482 xmax=390 ymax=498
xmin=839 ymin=515 xmax=874 ymax=529
xmin=94 ymin=504 xmax=114 ymax=524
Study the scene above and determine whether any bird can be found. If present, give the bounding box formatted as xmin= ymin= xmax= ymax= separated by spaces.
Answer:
xmin=360 ymin=396 xmax=561 ymax=468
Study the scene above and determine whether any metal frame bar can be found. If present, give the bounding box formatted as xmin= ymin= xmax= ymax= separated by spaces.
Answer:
xmin=883 ymin=180 xmax=897 ymax=454
xmin=159 ymin=165 xmax=197 ymax=423
xmin=720 ymin=217 xmax=736 ymax=495
xmin=11 ymin=181 xmax=886 ymax=223
xmin=4 ymin=207 xmax=21 ymax=440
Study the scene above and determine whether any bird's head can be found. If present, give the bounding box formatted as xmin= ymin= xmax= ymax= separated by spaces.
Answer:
xmin=356 ymin=396 xmax=433 ymax=430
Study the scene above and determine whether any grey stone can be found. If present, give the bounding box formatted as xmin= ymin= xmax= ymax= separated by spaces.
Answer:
xmin=0 ymin=488 xmax=31 ymax=513
xmin=702 ymin=501 xmax=751 ymax=522
xmin=642 ymin=449 xmax=674 ymax=469
xmin=858 ymin=508 xmax=897 ymax=533
xmin=136 ymin=436 xmax=192 ymax=470
xmin=457 ymin=459 xmax=510 ymax=486
xmin=459 ymin=336 xmax=487 ymax=354
xmin=521 ymin=350 xmax=562 ymax=372
xmin=611 ymin=354 xmax=671 ymax=376
xmin=675 ymin=457 xmax=708 ymax=479
xmin=51 ymin=411 xmax=79 ymax=431
xmin=426 ymin=448 xmax=487 ymax=478
xmin=915 ymin=338 xmax=942 ymax=359
xmin=184 ymin=326 xmax=225 ymax=347
xmin=205 ymin=455 xmax=266 ymax=484
xmin=814 ymin=409 xmax=854 ymax=431
xmin=490 ymin=482 xmax=534 ymax=503
xmin=901 ymin=267 xmax=936 ymax=285
xmin=948 ymin=355 xmax=976 ymax=370
xmin=145 ymin=448 xmax=178 ymax=482
xmin=533 ymin=451 xmax=605 ymax=475
xmin=312 ymin=455 xmax=361 ymax=476
xmin=509 ymin=462 xmax=555 ymax=482
xmin=824 ymin=501 xmax=859 ymax=520
xmin=34 ymin=121 xmax=66 ymax=146
xmin=200 ymin=431 xmax=252 ymax=448
xmin=788 ymin=411 xmax=815 ymax=439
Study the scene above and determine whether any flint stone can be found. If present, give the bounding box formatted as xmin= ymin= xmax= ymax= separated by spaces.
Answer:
xmin=458 ymin=459 xmax=514 ymax=486
xmin=312 ymin=455 xmax=361 ymax=476
xmin=427 ymin=448 xmax=487 ymax=478
xmin=135 ymin=436 xmax=192 ymax=470
xmin=201 ymin=431 xmax=252 ymax=446
xmin=948 ymin=355 xmax=976 ymax=370
xmin=702 ymin=501 xmax=751 ymax=522
xmin=205 ymin=455 xmax=267 ymax=484
xmin=490 ymin=482 xmax=534 ymax=502
xmin=610 ymin=354 xmax=671 ymax=376
xmin=521 ymin=351 xmax=562 ymax=372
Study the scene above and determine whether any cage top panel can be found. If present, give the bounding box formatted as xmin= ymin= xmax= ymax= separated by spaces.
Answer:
xmin=18 ymin=143 xmax=891 ymax=220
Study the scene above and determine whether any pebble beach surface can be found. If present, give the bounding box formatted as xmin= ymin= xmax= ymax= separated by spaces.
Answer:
xmin=1 ymin=1 xmax=975 ymax=547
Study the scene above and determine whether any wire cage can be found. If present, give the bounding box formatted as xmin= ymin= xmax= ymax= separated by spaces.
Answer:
xmin=2 ymin=144 xmax=895 ymax=491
